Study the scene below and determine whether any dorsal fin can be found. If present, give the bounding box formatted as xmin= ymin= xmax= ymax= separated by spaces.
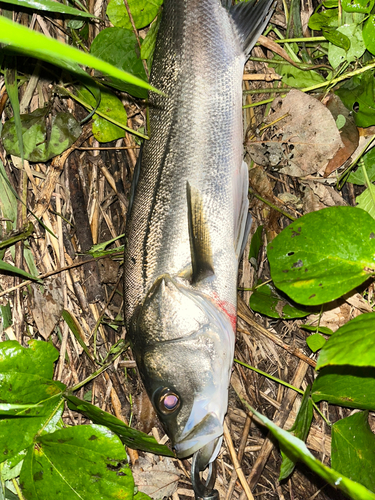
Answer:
xmin=186 ymin=182 xmax=215 ymax=283
xmin=226 ymin=0 xmax=275 ymax=56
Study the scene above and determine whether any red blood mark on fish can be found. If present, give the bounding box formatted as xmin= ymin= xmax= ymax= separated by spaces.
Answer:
xmin=210 ymin=292 xmax=237 ymax=332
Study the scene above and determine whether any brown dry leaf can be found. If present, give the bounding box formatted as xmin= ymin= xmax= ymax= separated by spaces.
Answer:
xmin=247 ymin=89 xmax=343 ymax=177
xmin=29 ymin=278 xmax=63 ymax=339
xmin=324 ymin=94 xmax=359 ymax=176
xmin=306 ymin=293 xmax=367 ymax=332
xmin=302 ymin=180 xmax=347 ymax=213
xmin=132 ymin=455 xmax=180 ymax=499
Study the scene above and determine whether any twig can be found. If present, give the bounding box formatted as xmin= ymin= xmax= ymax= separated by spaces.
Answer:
xmin=223 ymin=421 xmax=255 ymax=500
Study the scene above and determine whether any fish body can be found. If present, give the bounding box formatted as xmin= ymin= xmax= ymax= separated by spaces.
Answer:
xmin=125 ymin=0 xmax=273 ymax=472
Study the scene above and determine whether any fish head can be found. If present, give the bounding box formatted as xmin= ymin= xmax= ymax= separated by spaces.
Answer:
xmin=131 ymin=275 xmax=235 ymax=467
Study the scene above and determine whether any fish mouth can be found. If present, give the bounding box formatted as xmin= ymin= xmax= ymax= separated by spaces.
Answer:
xmin=173 ymin=412 xmax=223 ymax=462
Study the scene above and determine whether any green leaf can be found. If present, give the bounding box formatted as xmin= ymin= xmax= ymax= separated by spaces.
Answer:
xmin=0 ymin=259 xmax=40 ymax=282
xmin=107 ymin=0 xmax=163 ymax=29
xmin=249 ymin=225 xmax=263 ymax=266
xmin=280 ymin=386 xmax=313 ymax=480
xmin=316 ymin=313 xmax=375 ymax=369
xmin=267 ymin=206 xmax=375 ymax=306
xmin=0 ymin=16 xmax=158 ymax=94
xmin=342 ymin=0 xmax=374 ymax=13
xmin=336 ymin=72 xmax=375 ymax=128
xmin=348 ymin=148 xmax=375 ymax=185
xmin=0 ymin=0 xmax=94 ymax=17
xmin=20 ymin=425 xmax=134 ymax=500
xmin=4 ymin=62 xmax=23 ymax=163
xmin=140 ymin=10 xmax=162 ymax=64
xmin=78 ymin=86 xmax=127 ymax=142
xmin=328 ymin=24 xmax=365 ymax=69
xmin=356 ymin=183 xmax=375 ymax=219
xmin=0 ymin=341 xmax=65 ymax=462
xmin=306 ymin=333 xmax=326 ymax=352
xmin=61 ymin=310 xmax=94 ymax=361
xmin=0 ymin=159 xmax=17 ymax=226
xmin=332 ymin=411 xmax=375 ymax=492
xmin=363 ymin=15 xmax=375 ymax=55
xmin=65 ymin=395 xmax=174 ymax=456
xmin=308 ymin=8 xmax=339 ymax=30
xmin=90 ymin=27 xmax=148 ymax=98
xmin=278 ymin=64 xmax=326 ymax=88
xmin=244 ymin=405 xmax=375 ymax=500
xmin=1 ymin=108 xmax=82 ymax=162
xmin=250 ymin=282 xmax=309 ymax=319
xmin=313 ymin=366 xmax=375 ymax=410
xmin=323 ymin=27 xmax=350 ymax=50
xmin=0 ymin=302 xmax=12 ymax=330
xmin=300 ymin=324 xmax=333 ymax=335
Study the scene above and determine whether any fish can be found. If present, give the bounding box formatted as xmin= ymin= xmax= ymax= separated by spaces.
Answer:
xmin=124 ymin=0 xmax=273 ymax=496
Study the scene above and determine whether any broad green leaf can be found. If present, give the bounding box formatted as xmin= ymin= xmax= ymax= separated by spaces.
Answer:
xmin=20 ymin=425 xmax=134 ymax=500
xmin=280 ymin=386 xmax=313 ymax=480
xmin=90 ymin=27 xmax=148 ymax=98
xmin=279 ymin=64 xmax=326 ymax=88
xmin=0 ymin=16 xmax=158 ymax=94
xmin=313 ymin=366 xmax=375 ymax=410
xmin=0 ymin=259 xmax=40 ymax=282
xmin=336 ymin=72 xmax=375 ymax=128
xmin=316 ymin=313 xmax=375 ymax=369
xmin=342 ymin=0 xmax=374 ymax=12
xmin=0 ymin=341 xmax=65 ymax=462
xmin=65 ymin=395 xmax=174 ymax=456
xmin=2 ymin=108 xmax=81 ymax=162
xmin=356 ymin=183 xmax=375 ymax=219
xmin=249 ymin=225 xmax=263 ymax=266
xmin=78 ymin=86 xmax=127 ymax=142
xmin=363 ymin=16 xmax=375 ymax=55
xmin=348 ymin=148 xmax=375 ymax=185
xmin=250 ymin=282 xmax=309 ymax=319
xmin=141 ymin=10 xmax=162 ymax=64
xmin=1 ymin=0 xmax=94 ymax=17
xmin=300 ymin=324 xmax=333 ymax=335
xmin=332 ymin=411 xmax=375 ymax=492
xmin=267 ymin=206 xmax=375 ymax=306
xmin=323 ymin=27 xmax=350 ymax=50
xmin=328 ymin=24 xmax=365 ymax=69
xmin=245 ymin=405 xmax=375 ymax=500
xmin=306 ymin=333 xmax=326 ymax=352
xmin=308 ymin=8 xmax=339 ymax=30
xmin=107 ymin=0 xmax=163 ymax=29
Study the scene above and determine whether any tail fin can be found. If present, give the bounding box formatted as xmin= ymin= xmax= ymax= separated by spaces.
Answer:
xmin=226 ymin=0 xmax=275 ymax=55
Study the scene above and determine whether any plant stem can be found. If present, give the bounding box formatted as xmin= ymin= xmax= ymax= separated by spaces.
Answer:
xmin=248 ymin=187 xmax=296 ymax=221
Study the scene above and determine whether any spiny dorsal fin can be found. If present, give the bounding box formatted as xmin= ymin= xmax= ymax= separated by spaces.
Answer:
xmin=226 ymin=0 xmax=275 ymax=56
xmin=186 ymin=182 xmax=215 ymax=283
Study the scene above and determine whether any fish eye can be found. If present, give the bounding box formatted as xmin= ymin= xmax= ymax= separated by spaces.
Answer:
xmin=157 ymin=388 xmax=180 ymax=414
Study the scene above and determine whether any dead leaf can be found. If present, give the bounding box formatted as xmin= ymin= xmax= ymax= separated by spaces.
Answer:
xmin=302 ymin=180 xmax=347 ymax=213
xmin=323 ymin=94 xmax=359 ymax=176
xmin=29 ymin=278 xmax=63 ymax=339
xmin=247 ymin=89 xmax=344 ymax=177
xmin=132 ymin=455 xmax=180 ymax=499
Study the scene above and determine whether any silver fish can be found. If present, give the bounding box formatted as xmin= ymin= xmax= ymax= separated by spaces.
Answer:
xmin=124 ymin=0 xmax=273 ymax=494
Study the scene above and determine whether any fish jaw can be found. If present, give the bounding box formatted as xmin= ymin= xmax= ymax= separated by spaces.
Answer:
xmin=130 ymin=275 xmax=235 ymax=463
xmin=173 ymin=412 xmax=223 ymax=463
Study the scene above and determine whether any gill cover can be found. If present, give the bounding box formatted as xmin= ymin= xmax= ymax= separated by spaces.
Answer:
xmin=131 ymin=275 xmax=235 ymax=463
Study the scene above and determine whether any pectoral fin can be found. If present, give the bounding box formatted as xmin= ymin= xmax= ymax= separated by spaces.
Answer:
xmin=186 ymin=182 xmax=214 ymax=283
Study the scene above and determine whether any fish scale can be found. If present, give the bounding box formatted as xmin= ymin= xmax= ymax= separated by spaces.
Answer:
xmin=124 ymin=0 xmax=274 ymax=496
